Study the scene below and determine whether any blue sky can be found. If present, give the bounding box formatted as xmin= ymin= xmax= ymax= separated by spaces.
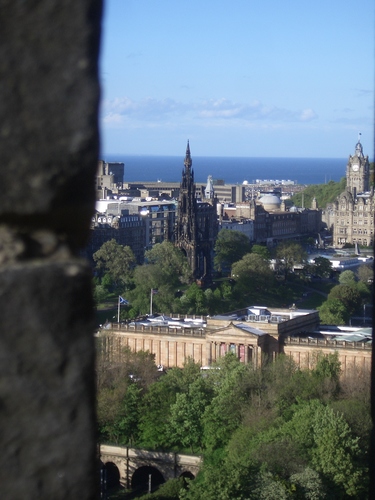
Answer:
xmin=100 ymin=0 xmax=374 ymax=158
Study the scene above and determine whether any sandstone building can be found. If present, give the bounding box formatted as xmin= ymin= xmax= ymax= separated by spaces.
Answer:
xmin=330 ymin=137 xmax=374 ymax=248
xmin=97 ymin=306 xmax=371 ymax=377
xmin=220 ymin=194 xmax=322 ymax=245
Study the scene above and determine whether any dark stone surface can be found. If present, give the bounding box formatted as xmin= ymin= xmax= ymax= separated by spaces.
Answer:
xmin=0 ymin=261 xmax=97 ymax=499
xmin=0 ymin=1 xmax=102 ymax=246
xmin=0 ymin=1 xmax=102 ymax=498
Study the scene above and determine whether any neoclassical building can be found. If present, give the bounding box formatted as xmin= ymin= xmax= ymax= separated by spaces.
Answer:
xmin=97 ymin=307 xmax=371 ymax=377
xmin=331 ymin=137 xmax=374 ymax=247
xmin=174 ymin=142 xmax=218 ymax=282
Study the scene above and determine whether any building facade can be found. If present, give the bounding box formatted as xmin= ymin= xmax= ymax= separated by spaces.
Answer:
xmin=331 ymin=138 xmax=374 ymax=248
xmin=125 ymin=199 xmax=176 ymax=249
xmin=174 ymin=142 xmax=218 ymax=282
xmin=220 ymin=197 xmax=321 ymax=245
xmin=84 ymin=206 xmax=146 ymax=264
xmin=96 ymin=160 xmax=125 ymax=199
xmin=97 ymin=308 xmax=371 ymax=378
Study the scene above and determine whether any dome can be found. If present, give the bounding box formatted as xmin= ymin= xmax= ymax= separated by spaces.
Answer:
xmin=259 ymin=194 xmax=281 ymax=211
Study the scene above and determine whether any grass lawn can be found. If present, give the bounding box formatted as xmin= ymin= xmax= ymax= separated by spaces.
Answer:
xmin=308 ymin=281 xmax=335 ymax=294
xmin=298 ymin=293 xmax=327 ymax=309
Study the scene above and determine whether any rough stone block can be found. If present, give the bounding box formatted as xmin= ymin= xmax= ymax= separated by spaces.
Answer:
xmin=0 ymin=260 xmax=97 ymax=499
xmin=0 ymin=1 xmax=102 ymax=498
xmin=0 ymin=1 xmax=102 ymax=245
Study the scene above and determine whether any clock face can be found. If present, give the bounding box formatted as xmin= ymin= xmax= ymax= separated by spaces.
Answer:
xmin=352 ymin=164 xmax=359 ymax=172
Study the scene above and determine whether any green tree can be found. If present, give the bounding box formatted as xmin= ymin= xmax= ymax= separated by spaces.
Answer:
xmin=282 ymin=400 xmax=362 ymax=497
xmin=232 ymin=253 xmax=273 ymax=285
xmin=145 ymin=241 xmax=192 ymax=285
xmin=168 ymin=377 xmax=212 ymax=453
xmin=214 ymin=229 xmax=251 ymax=272
xmin=357 ymin=264 xmax=373 ymax=284
xmin=179 ymin=283 xmax=207 ymax=315
xmin=328 ymin=284 xmax=362 ymax=316
xmin=130 ymin=241 xmax=192 ymax=315
xmin=251 ymin=244 xmax=271 ymax=260
xmin=93 ymin=284 xmax=109 ymax=304
xmin=220 ymin=280 xmax=234 ymax=302
xmin=289 ymin=468 xmax=327 ymax=499
xmin=313 ymin=352 xmax=341 ymax=382
xmin=203 ymin=355 xmax=251 ymax=451
xmin=138 ymin=378 xmax=176 ymax=450
xmin=309 ymin=404 xmax=362 ymax=496
xmin=318 ymin=298 xmax=349 ymax=325
xmin=115 ymin=382 xmax=143 ymax=446
xmin=97 ymin=381 xmax=143 ymax=445
xmin=275 ymin=242 xmax=307 ymax=278
xmin=93 ymin=239 xmax=136 ymax=289
xmin=313 ymin=257 xmax=332 ymax=278
xmin=338 ymin=270 xmax=356 ymax=286
xmin=291 ymin=178 xmax=346 ymax=208
xmin=231 ymin=253 xmax=274 ymax=304
xmin=139 ymin=359 xmax=202 ymax=450
xmin=139 ymin=477 xmax=185 ymax=499
xmin=96 ymin=348 xmax=159 ymax=444
xmin=101 ymin=272 xmax=114 ymax=290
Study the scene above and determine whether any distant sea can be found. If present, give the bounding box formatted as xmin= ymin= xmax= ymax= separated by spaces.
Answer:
xmin=102 ymin=155 xmax=350 ymax=186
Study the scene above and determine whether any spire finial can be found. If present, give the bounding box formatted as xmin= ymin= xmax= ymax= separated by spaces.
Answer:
xmin=355 ymin=133 xmax=363 ymax=157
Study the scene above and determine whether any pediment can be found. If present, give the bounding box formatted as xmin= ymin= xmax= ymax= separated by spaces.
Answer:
xmin=207 ymin=322 xmax=266 ymax=341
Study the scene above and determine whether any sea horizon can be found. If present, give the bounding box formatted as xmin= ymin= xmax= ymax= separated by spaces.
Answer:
xmin=101 ymin=154 xmax=362 ymax=186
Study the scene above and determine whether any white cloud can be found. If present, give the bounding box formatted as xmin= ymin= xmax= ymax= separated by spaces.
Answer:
xmin=299 ymin=108 xmax=318 ymax=121
xmin=101 ymin=96 xmax=318 ymax=127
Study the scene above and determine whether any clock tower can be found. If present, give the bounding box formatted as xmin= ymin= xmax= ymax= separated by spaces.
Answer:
xmin=346 ymin=134 xmax=370 ymax=195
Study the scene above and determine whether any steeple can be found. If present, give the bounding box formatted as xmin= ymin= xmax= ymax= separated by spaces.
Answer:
xmin=184 ymin=140 xmax=192 ymax=170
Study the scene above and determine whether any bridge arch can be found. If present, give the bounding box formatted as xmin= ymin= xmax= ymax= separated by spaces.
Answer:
xmin=100 ymin=445 xmax=201 ymax=488
xmin=131 ymin=465 xmax=165 ymax=491
xmin=180 ymin=470 xmax=195 ymax=481
xmin=103 ymin=461 xmax=120 ymax=489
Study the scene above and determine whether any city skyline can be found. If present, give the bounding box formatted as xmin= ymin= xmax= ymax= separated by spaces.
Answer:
xmin=100 ymin=0 xmax=374 ymax=158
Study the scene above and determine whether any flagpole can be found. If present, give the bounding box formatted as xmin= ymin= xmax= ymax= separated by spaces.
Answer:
xmin=150 ymin=289 xmax=153 ymax=316
xmin=117 ymin=296 xmax=120 ymax=323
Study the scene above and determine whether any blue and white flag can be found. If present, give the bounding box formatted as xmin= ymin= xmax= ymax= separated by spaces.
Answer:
xmin=119 ymin=296 xmax=129 ymax=305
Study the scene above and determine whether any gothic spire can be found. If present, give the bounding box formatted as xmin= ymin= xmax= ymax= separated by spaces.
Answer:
xmin=184 ymin=140 xmax=192 ymax=170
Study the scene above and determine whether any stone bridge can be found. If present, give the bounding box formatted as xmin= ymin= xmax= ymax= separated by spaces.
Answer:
xmin=100 ymin=445 xmax=202 ymax=491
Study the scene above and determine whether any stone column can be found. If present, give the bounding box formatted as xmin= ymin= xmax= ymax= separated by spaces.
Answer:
xmin=206 ymin=341 xmax=212 ymax=365
xmin=0 ymin=2 xmax=102 ymax=499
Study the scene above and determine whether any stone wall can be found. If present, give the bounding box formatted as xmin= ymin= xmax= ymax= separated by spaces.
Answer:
xmin=0 ymin=2 xmax=102 ymax=498
xmin=98 ymin=326 xmax=372 ymax=378
xmin=283 ymin=337 xmax=372 ymax=375
xmin=98 ymin=329 xmax=207 ymax=368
